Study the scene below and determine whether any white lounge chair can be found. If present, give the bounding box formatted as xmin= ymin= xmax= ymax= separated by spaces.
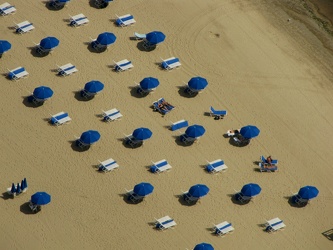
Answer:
xmin=57 ymin=63 xmax=78 ymax=76
xmin=102 ymin=108 xmax=123 ymax=122
xmin=161 ymin=57 xmax=181 ymax=70
xmin=170 ymin=120 xmax=188 ymax=131
xmin=113 ymin=59 xmax=134 ymax=72
xmin=116 ymin=14 xmax=136 ymax=27
xmin=7 ymin=66 xmax=29 ymax=80
xmin=0 ymin=2 xmax=16 ymax=15
xmin=70 ymin=13 xmax=89 ymax=27
xmin=150 ymin=159 xmax=172 ymax=173
xmin=155 ymin=216 xmax=177 ymax=230
xmin=265 ymin=218 xmax=286 ymax=232
xmin=214 ymin=221 xmax=234 ymax=236
xmin=98 ymin=158 xmax=119 ymax=172
xmin=15 ymin=21 xmax=34 ymax=34
xmin=206 ymin=159 xmax=228 ymax=174
xmin=50 ymin=112 xmax=71 ymax=126
xmin=134 ymin=32 xmax=146 ymax=40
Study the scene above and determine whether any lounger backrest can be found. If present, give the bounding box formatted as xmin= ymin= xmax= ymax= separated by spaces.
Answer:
xmin=211 ymin=160 xmax=224 ymax=168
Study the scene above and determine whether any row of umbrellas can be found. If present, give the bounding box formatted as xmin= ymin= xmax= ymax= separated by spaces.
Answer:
xmin=1 ymin=31 xmax=167 ymax=57
xmin=10 ymin=178 xmax=28 ymax=194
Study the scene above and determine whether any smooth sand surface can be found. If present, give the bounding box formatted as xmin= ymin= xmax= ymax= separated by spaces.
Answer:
xmin=1 ymin=0 xmax=333 ymax=249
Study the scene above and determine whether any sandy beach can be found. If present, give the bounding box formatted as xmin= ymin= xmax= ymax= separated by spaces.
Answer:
xmin=1 ymin=0 xmax=333 ymax=249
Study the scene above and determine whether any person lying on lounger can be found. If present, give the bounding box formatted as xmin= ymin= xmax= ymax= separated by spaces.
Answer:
xmin=158 ymin=100 xmax=173 ymax=111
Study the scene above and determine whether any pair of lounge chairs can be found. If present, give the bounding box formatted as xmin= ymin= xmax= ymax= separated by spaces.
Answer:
xmin=124 ymin=134 xmax=143 ymax=148
xmin=113 ymin=59 xmax=134 ymax=72
xmin=259 ymin=155 xmax=278 ymax=172
xmin=102 ymin=108 xmax=123 ymax=122
xmin=213 ymin=221 xmax=234 ymax=236
xmin=98 ymin=158 xmax=119 ymax=172
xmin=153 ymin=98 xmax=175 ymax=115
xmin=69 ymin=13 xmax=89 ymax=27
xmin=125 ymin=189 xmax=144 ymax=203
xmin=14 ymin=21 xmax=34 ymax=34
xmin=57 ymin=63 xmax=78 ymax=76
xmin=265 ymin=218 xmax=286 ymax=233
xmin=160 ymin=57 xmax=181 ymax=70
xmin=210 ymin=106 xmax=227 ymax=119
xmin=115 ymin=14 xmax=136 ymax=27
xmin=150 ymin=159 xmax=172 ymax=174
xmin=0 ymin=2 xmax=16 ymax=15
xmin=7 ymin=66 xmax=29 ymax=80
xmin=206 ymin=159 xmax=228 ymax=174
xmin=154 ymin=216 xmax=176 ymax=230
xmin=50 ymin=112 xmax=71 ymax=126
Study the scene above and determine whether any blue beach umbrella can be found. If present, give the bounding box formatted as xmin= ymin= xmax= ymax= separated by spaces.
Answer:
xmin=188 ymin=184 xmax=210 ymax=198
xmin=58 ymin=0 xmax=70 ymax=2
xmin=31 ymin=192 xmax=51 ymax=205
xmin=0 ymin=40 xmax=11 ymax=54
xmin=96 ymin=32 xmax=117 ymax=46
xmin=241 ymin=183 xmax=261 ymax=197
xmin=139 ymin=77 xmax=159 ymax=90
xmin=185 ymin=124 xmax=206 ymax=138
xmin=84 ymin=80 xmax=104 ymax=94
xmin=23 ymin=178 xmax=28 ymax=189
xmin=298 ymin=186 xmax=319 ymax=200
xmin=16 ymin=183 xmax=21 ymax=194
xmin=33 ymin=86 xmax=54 ymax=100
xmin=132 ymin=127 xmax=152 ymax=140
xmin=21 ymin=179 xmax=25 ymax=190
xmin=240 ymin=125 xmax=260 ymax=139
xmin=80 ymin=130 xmax=101 ymax=145
xmin=133 ymin=182 xmax=154 ymax=196
xmin=194 ymin=243 xmax=214 ymax=250
xmin=10 ymin=183 xmax=16 ymax=194
xmin=40 ymin=37 xmax=59 ymax=50
xmin=188 ymin=77 xmax=208 ymax=91
xmin=146 ymin=31 xmax=166 ymax=45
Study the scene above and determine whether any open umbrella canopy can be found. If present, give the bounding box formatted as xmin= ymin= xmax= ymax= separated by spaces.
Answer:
xmin=193 ymin=243 xmax=214 ymax=250
xmin=298 ymin=186 xmax=319 ymax=200
xmin=58 ymin=0 xmax=70 ymax=2
xmin=188 ymin=184 xmax=210 ymax=198
xmin=40 ymin=37 xmax=59 ymax=50
xmin=188 ymin=77 xmax=208 ymax=91
xmin=133 ymin=182 xmax=154 ymax=196
xmin=185 ymin=124 xmax=206 ymax=138
xmin=139 ymin=77 xmax=159 ymax=90
xmin=241 ymin=183 xmax=261 ymax=197
xmin=240 ymin=125 xmax=260 ymax=139
xmin=33 ymin=86 xmax=53 ymax=100
xmin=23 ymin=178 xmax=28 ymax=189
xmin=132 ymin=127 xmax=152 ymax=140
xmin=80 ymin=130 xmax=101 ymax=145
xmin=31 ymin=192 xmax=51 ymax=205
xmin=96 ymin=32 xmax=117 ymax=46
xmin=84 ymin=80 xmax=104 ymax=94
xmin=146 ymin=31 xmax=166 ymax=45
xmin=0 ymin=40 xmax=11 ymax=54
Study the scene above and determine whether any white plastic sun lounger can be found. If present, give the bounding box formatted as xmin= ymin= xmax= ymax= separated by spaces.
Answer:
xmin=8 ymin=66 xmax=29 ymax=80
xmin=0 ymin=2 xmax=16 ymax=15
xmin=50 ymin=112 xmax=71 ymax=126
xmin=98 ymin=158 xmax=119 ymax=172
xmin=206 ymin=159 xmax=228 ymax=173
xmin=102 ymin=108 xmax=123 ymax=122
xmin=116 ymin=14 xmax=136 ymax=27
xmin=134 ymin=32 xmax=146 ymax=40
xmin=214 ymin=221 xmax=234 ymax=236
xmin=113 ymin=59 xmax=134 ymax=72
xmin=265 ymin=218 xmax=286 ymax=232
xmin=161 ymin=57 xmax=181 ymax=70
xmin=70 ymin=13 xmax=89 ymax=27
xmin=150 ymin=159 xmax=172 ymax=173
xmin=155 ymin=216 xmax=177 ymax=230
xmin=57 ymin=63 xmax=78 ymax=76
xmin=15 ymin=21 xmax=34 ymax=34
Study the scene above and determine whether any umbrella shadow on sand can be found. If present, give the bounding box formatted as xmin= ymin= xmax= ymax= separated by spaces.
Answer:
xmin=20 ymin=202 xmax=37 ymax=215
xmin=69 ymin=140 xmax=91 ymax=152
xmin=22 ymin=96 xmax=44 ymax=108
xmin=177 ymin=86 xmax=197 ymax=98
xmin=73 ymin=90 xmax=95 ymax=102
xmin=176 ymin=194 xmax=198 ymax=207
xmin=228 ymin=193 xmax=251 ymax=205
